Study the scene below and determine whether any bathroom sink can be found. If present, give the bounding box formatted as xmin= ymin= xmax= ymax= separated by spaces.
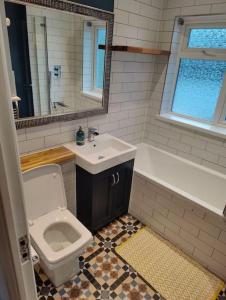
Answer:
xmin=64 ymin=134 xmax=137 ymax=174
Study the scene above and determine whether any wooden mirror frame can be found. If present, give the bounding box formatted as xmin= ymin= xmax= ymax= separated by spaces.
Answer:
xmin=9 ymin=0 xmax=114 ymax=129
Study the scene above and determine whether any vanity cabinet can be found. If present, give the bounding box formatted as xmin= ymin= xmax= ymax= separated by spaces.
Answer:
xmin=76 ymin=160 xmax=134 ymax=233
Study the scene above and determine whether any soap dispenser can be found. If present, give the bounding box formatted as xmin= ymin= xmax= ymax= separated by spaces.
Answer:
xmin=76 ymin=126 xmax=85 ymax=146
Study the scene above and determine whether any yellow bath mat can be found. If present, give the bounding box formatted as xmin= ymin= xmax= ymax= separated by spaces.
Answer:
xmin=116 ymin=227 xmax=224 ymax=300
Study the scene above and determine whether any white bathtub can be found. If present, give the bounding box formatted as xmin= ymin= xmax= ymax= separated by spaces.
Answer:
xmin=130 ymin=143 xmax=226 ymax=280
xmin=134 ymin=143 xmax=226 ymax=217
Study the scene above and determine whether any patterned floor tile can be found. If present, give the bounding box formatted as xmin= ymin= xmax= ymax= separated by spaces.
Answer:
xmin=34 ymin=214 xmax=225 ymax=300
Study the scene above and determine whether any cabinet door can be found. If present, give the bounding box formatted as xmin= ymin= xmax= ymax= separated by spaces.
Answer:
xmin=92 ymin=169 xmax=114 ymax=231
xmin=111 ymin=160 xmax=134 ymax=218
xmin=76 ymin=160 xmax=134 ymax=233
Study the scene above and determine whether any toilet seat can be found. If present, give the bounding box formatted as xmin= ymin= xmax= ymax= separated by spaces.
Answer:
xmin=29 ymin=208 xmax=92 ymax=265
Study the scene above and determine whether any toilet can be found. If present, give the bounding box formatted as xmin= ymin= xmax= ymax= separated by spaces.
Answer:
xmin=23 ymin=164 xmax=93 ymax=287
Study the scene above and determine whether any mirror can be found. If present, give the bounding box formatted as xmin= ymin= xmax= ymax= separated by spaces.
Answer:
xmin=4 ymin=0 xmax=113 ymax=128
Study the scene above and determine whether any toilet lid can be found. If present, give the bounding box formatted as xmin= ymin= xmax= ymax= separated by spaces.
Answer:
xmin=23 ymin=164 xmax=67 ymax=221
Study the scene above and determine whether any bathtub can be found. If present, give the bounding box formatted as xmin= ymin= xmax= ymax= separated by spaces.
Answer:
xmin=134 ymin=143 xmax=226 ymax=217
xmin=130 ymin=143 xmax=226 ymax=280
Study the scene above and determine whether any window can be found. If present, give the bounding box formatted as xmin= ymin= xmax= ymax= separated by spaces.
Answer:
xmin=188 ymin=28 xmax=226 ymax=49
xmin=163 ymin=19 xmax=226 ymax=128
xmin=172 ymin=58 xmax=226 ymax=121
xmin=82 ymin=21 xmax=106 ymax=100
xmin=94 ymin=27 xmax=106 ymax=90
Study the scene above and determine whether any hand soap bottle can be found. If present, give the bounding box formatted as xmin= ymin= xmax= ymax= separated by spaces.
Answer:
xmin=76 ymin=126 xmax=85 ymax=146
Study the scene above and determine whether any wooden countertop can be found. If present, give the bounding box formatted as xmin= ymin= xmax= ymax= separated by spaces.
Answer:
xmin=20 ymin=146 xmax=75 ymax=172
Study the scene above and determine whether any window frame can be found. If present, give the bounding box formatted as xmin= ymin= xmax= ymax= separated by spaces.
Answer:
xmin=167 ymin=20 xmax=226 ymax=127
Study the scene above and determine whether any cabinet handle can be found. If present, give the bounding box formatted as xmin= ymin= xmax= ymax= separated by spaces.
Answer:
xmin=115 ymin=172 xmax=120 ymax=185
xmin=111 ymin=174 xmax=116 ymax=186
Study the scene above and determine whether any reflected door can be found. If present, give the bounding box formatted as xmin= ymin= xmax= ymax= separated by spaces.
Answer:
xmin=5 ymin=1 xmax=34 ymax=118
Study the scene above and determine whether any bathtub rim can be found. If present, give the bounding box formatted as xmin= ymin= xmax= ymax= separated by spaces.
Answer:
xmin=134 ymin=143 xmax=226 ymax=217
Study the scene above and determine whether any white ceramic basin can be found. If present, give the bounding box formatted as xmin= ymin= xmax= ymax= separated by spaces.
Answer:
xmin=64 ymin=134 xmax=137 ymax=174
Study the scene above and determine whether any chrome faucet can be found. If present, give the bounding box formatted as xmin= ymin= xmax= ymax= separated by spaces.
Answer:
xmin=88 ymin=127 xmax=99 ymax=142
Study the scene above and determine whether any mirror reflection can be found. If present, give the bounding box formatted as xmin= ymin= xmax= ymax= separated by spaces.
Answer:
xmin=5 ymin=1 xmax=107 ymax=119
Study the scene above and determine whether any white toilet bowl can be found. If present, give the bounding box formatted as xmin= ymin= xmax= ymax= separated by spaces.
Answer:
xmin=23 ymin=164 xmax=92 ymax=287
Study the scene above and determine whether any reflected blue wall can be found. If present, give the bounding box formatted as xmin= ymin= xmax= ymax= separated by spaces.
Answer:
xmin=70 ymin=0 xmax=114 ymax=12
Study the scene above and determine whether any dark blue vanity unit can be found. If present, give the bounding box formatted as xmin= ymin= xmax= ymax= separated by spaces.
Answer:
xmin=76 ymin=160 xmax=134 ymax=233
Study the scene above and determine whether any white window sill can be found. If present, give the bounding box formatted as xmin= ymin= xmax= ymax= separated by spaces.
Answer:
xmin=157 ymin=113 xmax=226 ymax=140
xmin=81 ymin=90 xmax=102 ymax=102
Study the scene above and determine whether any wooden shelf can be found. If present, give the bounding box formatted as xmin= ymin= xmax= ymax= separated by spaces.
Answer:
xmin=99 ymin=45 xmax=170 ymax=56
xmin=20 ymin=146 xmax=75 ymax=172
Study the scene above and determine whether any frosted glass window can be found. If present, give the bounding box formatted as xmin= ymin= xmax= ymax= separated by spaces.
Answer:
xmin=188 ymin=28 xmax=226 ymax=49
xmin=172 ymin=59 xmax=226 ymax=120
xmin=95 ymin=28 xmax=106 ymax=89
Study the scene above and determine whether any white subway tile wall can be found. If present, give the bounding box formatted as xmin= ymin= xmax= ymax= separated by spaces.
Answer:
xmin=129 ymin=173 xmax=226 ymax=280
xmin=144 ymin=0 xmax=226 ymax=175
xmin=17 ymin=0 xmax=162 ymax=221
xmin=17 ymin=0 xmax=163 ymax=154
